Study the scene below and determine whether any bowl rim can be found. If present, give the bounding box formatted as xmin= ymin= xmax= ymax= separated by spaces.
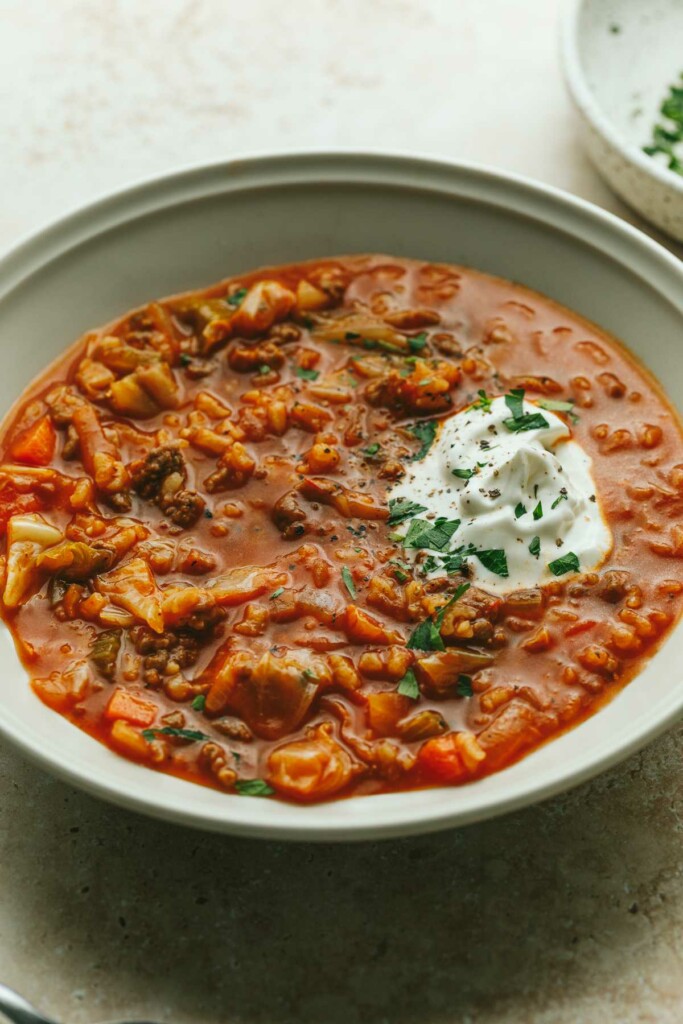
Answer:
xmin=0 ymin=148 xmax=683 ymax=841
xmin=560 ymin=0 xmax=683 ymax=197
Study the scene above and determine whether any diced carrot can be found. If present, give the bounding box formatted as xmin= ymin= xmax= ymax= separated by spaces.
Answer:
xmin=345 ymin=605 xmax=403 ymax=646
xmin=9 ymin=416 xmax=56 ymax=466
xmin=104 ymin=688 xmax=157 ymax=727
xmin=417 ymin=732 xmax=468 ymax=782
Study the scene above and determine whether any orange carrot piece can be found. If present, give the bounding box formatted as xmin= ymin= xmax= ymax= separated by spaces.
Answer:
xmin=104 ymin=688 xmax=157 ymax=727
xmin=9 ymin=416 xmax=56 ymax=466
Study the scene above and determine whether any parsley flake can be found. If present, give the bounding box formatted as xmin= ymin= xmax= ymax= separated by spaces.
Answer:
xmin=551 ymin=490 xmax=568 ymax=510
xmin=397 ymin=668 xmax=420 ymax=700
xmin=533 ymin=501 xmax=543 ymax=521
xmin=456 ymin=674 xmax=473 ymax=698
xmin=403 ymin=517 xmax=460 ymax=552
xmin=474 ymin=389 xmax=492 ymax=412
xmin=362 ymin=443 xmax=381 ymax=457
xmin=548 ymin=552 xmax=580 ymax=576
xmin=235 ymin=779 xmax=274 ymax=797
xmin=475 ymin=549 xmax=509 ymax=577
xmin=529 ymin=536 xmax=541 ymax=558
xmin=409 ymin=419 xmax=439 ymax=460
xmin=407 ymin=583 xmax=470 ymax=650
xmin=503 ymin=412 xmax=550 ymax=433
xmin=296 ymin=366 xmax=320 ymax=380
xmin=270 ymin=587 xmax=285 ymax=600
xmin=504 ymin=388 xmax=525 ymax=421
xmin=191 ymin=694 xmax=206 ymax=712
xmin=341 ymin=566 xmax=357 ymax=598
xmin=143 ymin=727 xmax=207 ymax=743
xmin=227 ymin=287 xmax=247 ymax=307
xmin=452 ymin=467 xmax=475 ymax=480
xmin=387 ymin=497 xmax=428 ymax=526
xmin=408 ymin=332 xmax=428 ymax=352
xmin=514 ymin=502 xmax=527 ymax=519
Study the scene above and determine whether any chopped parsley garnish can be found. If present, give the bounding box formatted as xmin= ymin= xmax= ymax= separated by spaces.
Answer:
xmin=533 ymin=501 xmax=543 ymax=521
xmin=456 ymin=674 xmax=473 ymax=698
xmin=504 ymin=388 xmax=525 ymax=421
xmin=529 ymin=536 xmax=541 ymax=559
xmin=296 ymin=366 xmax=320 ymax=380
xmin=143 ymin=727 xmax=207 ymax=743
xmin=387 ymin=497 xmax=428 ymax=526
xmin=258 ymin=364 xmax=271 ymax=375
xmin=538 ymin=397 xmax=579 ymax=424
xmin=475 ymin=548 xmax=509 ymax=577
xmin=514 ymin=502 xmax=527 ymax=519
xmin=179 ymin=353 xmax=192 ymax=366
xmin=270 ymin=587 xmax=284 ymax=600
xmin=302 ymin=668 xmax=318 ymax=681
xmin=474 ymin=389 xmax=492 ymax=412
xmin=548 ymin=551 xmax=580 ymax=576
xmin=551 ymin=489 xmax=568 ymax=510
xmin=503 ymin=412 xmax=550 ymax=433
xmin=408 ymin=332 xmax=428 ymax=352
xmin=397 ymin=668 xmax=420 ymax=700
xmin=362 ymin=443 xmax=381 ymax=457
xmin=407 ymin=582 xmax=470 ymax=651
xmin=235 ymin=779 xmax=274 ymax=797
xmin=403 ymin=517 xmax=460 ymax=551
xmin=227 ymin=287 xmax=247 ymax=307
xmin=452 ymin=467 xmax=475 ymax=480
xmin=388 ymin=558 xmax=411 ymax=583
xmin=643 ymin=75 xmax=683 ymax=176
xmin=409 ymin=419 xmax=438 ymax=460
xmin=191 ymin=694 xmax=206 ymax=712
xmin=341 ymin=566 xmax=357 ymax=598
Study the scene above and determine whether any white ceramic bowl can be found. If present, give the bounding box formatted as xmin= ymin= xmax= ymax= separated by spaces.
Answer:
xmin=0 ymin=152 xmax=682 ymax=841
xmin=561 ymin=0 xmax=683 ymax=241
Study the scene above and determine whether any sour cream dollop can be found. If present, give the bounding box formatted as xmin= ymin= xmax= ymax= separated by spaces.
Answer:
xmin=388 ymin=395 xmax=612 ymax=593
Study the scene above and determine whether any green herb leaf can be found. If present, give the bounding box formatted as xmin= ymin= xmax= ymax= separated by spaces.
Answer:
xmin=504 ymin=388 xmax=525 ymax=421
xmin=409 ymin=419 xmax=439 ymax=460
xmin=538 ymin=398 xmax=574 ymax=413
xmin=345 ymin=331 xmax=361 ymax=340
xmin=548 ymin=552 xmax=580 ymax=576
xmin=514 ymin=502 xmax=527 ymax=519
xmin=403 ymin=517 xmax=460 ymax=551
xmin=387 ymin=497 xmax=428 ymax=526
xmin=397 ymin=668 xmax=420 ymax=699
xmin=503 ymin=412 xmax=550 ymax=433
xmin=341 ymin=565 xmax=357 ymax=598
xmin=179 ymin=353 xmax=192 ymax=366
xmin=456 ymin=674 xmax=473 ymax=698
xmin=362 ymin=443 xmax=380 ymax=457
xmin=258 ymin=364 xmax=271 ymax=375
xmin=302 ymin=668 xmax=318 ymax=681
xmin=235 ymin=779 xmax=274 ymax=797
xmin=551 ymin=490 xmax=568 ymax=510
xmin=406 ymin=583 xmax=470 ymax=650
xmin=143 ymin=727 xmax=208 ymax=743
xmin=533 ymin=501 xmax=543 ymax=521
xmin=227 ymin=287 xmax=247 ymax=307
xmin=296 ymin=366 xmax=320 ymax=380
xmin=475 ymin=549 xmax=509 ymax=577
xmin=191 ymin=694 xmax=206 ymax=712
xmin=529 ymin=536 xmax=541 ymax=558
xmin=408 ymin=332 xmax=428 ymax=353
xmin=474 ymin=389 xmax=492 ymax=412
xmin=270 ymin=587 xmax=284 ymax=600
xmin=452 ymin=467 xmax=475 ymax=480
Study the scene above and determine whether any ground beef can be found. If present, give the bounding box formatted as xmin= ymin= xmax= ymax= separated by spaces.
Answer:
xmin=130 ymin=445 xmax=186 ymax=500
xmin=158 ymin=488 xmax=206 ymax=527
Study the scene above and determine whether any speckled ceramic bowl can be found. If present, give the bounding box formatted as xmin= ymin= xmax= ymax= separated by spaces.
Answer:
xmin=0 ymin=152 xmax=682 ymax=841
xmin=561 ymin=0 xmax=683 ymax=241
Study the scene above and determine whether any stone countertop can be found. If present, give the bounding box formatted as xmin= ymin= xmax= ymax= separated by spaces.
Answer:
xmin=1 ymin=2 xmax=682 ymax=1022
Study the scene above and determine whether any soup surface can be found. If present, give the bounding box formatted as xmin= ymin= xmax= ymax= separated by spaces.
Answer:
xmin=0 ymin=255 xmax=681 ymax=803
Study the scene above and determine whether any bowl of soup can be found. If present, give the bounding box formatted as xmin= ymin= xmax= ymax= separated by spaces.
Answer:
xmin=0 ymin=152 xmax=681 ymax=839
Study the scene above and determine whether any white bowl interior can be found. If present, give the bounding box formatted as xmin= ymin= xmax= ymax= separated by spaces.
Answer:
xmin=577 ymin=0 xmax=683 ymax=152
xmin=0 ymin=155 xmax=682 ymax=839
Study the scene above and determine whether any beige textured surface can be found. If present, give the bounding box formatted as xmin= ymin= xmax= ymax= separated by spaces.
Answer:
xmin=0 ymin=2 xmax=682 ymax=1022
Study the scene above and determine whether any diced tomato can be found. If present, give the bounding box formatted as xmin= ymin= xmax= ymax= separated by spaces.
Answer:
xmin=0 ymin=482 xmax=41 ymax=536
xmin=416 ymin=733 xmax=468 ymax=783
xmin=104 ymin=688 xmax=157 ymax=727
xmin=9 ymin=416 xmax=56 ymax=466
